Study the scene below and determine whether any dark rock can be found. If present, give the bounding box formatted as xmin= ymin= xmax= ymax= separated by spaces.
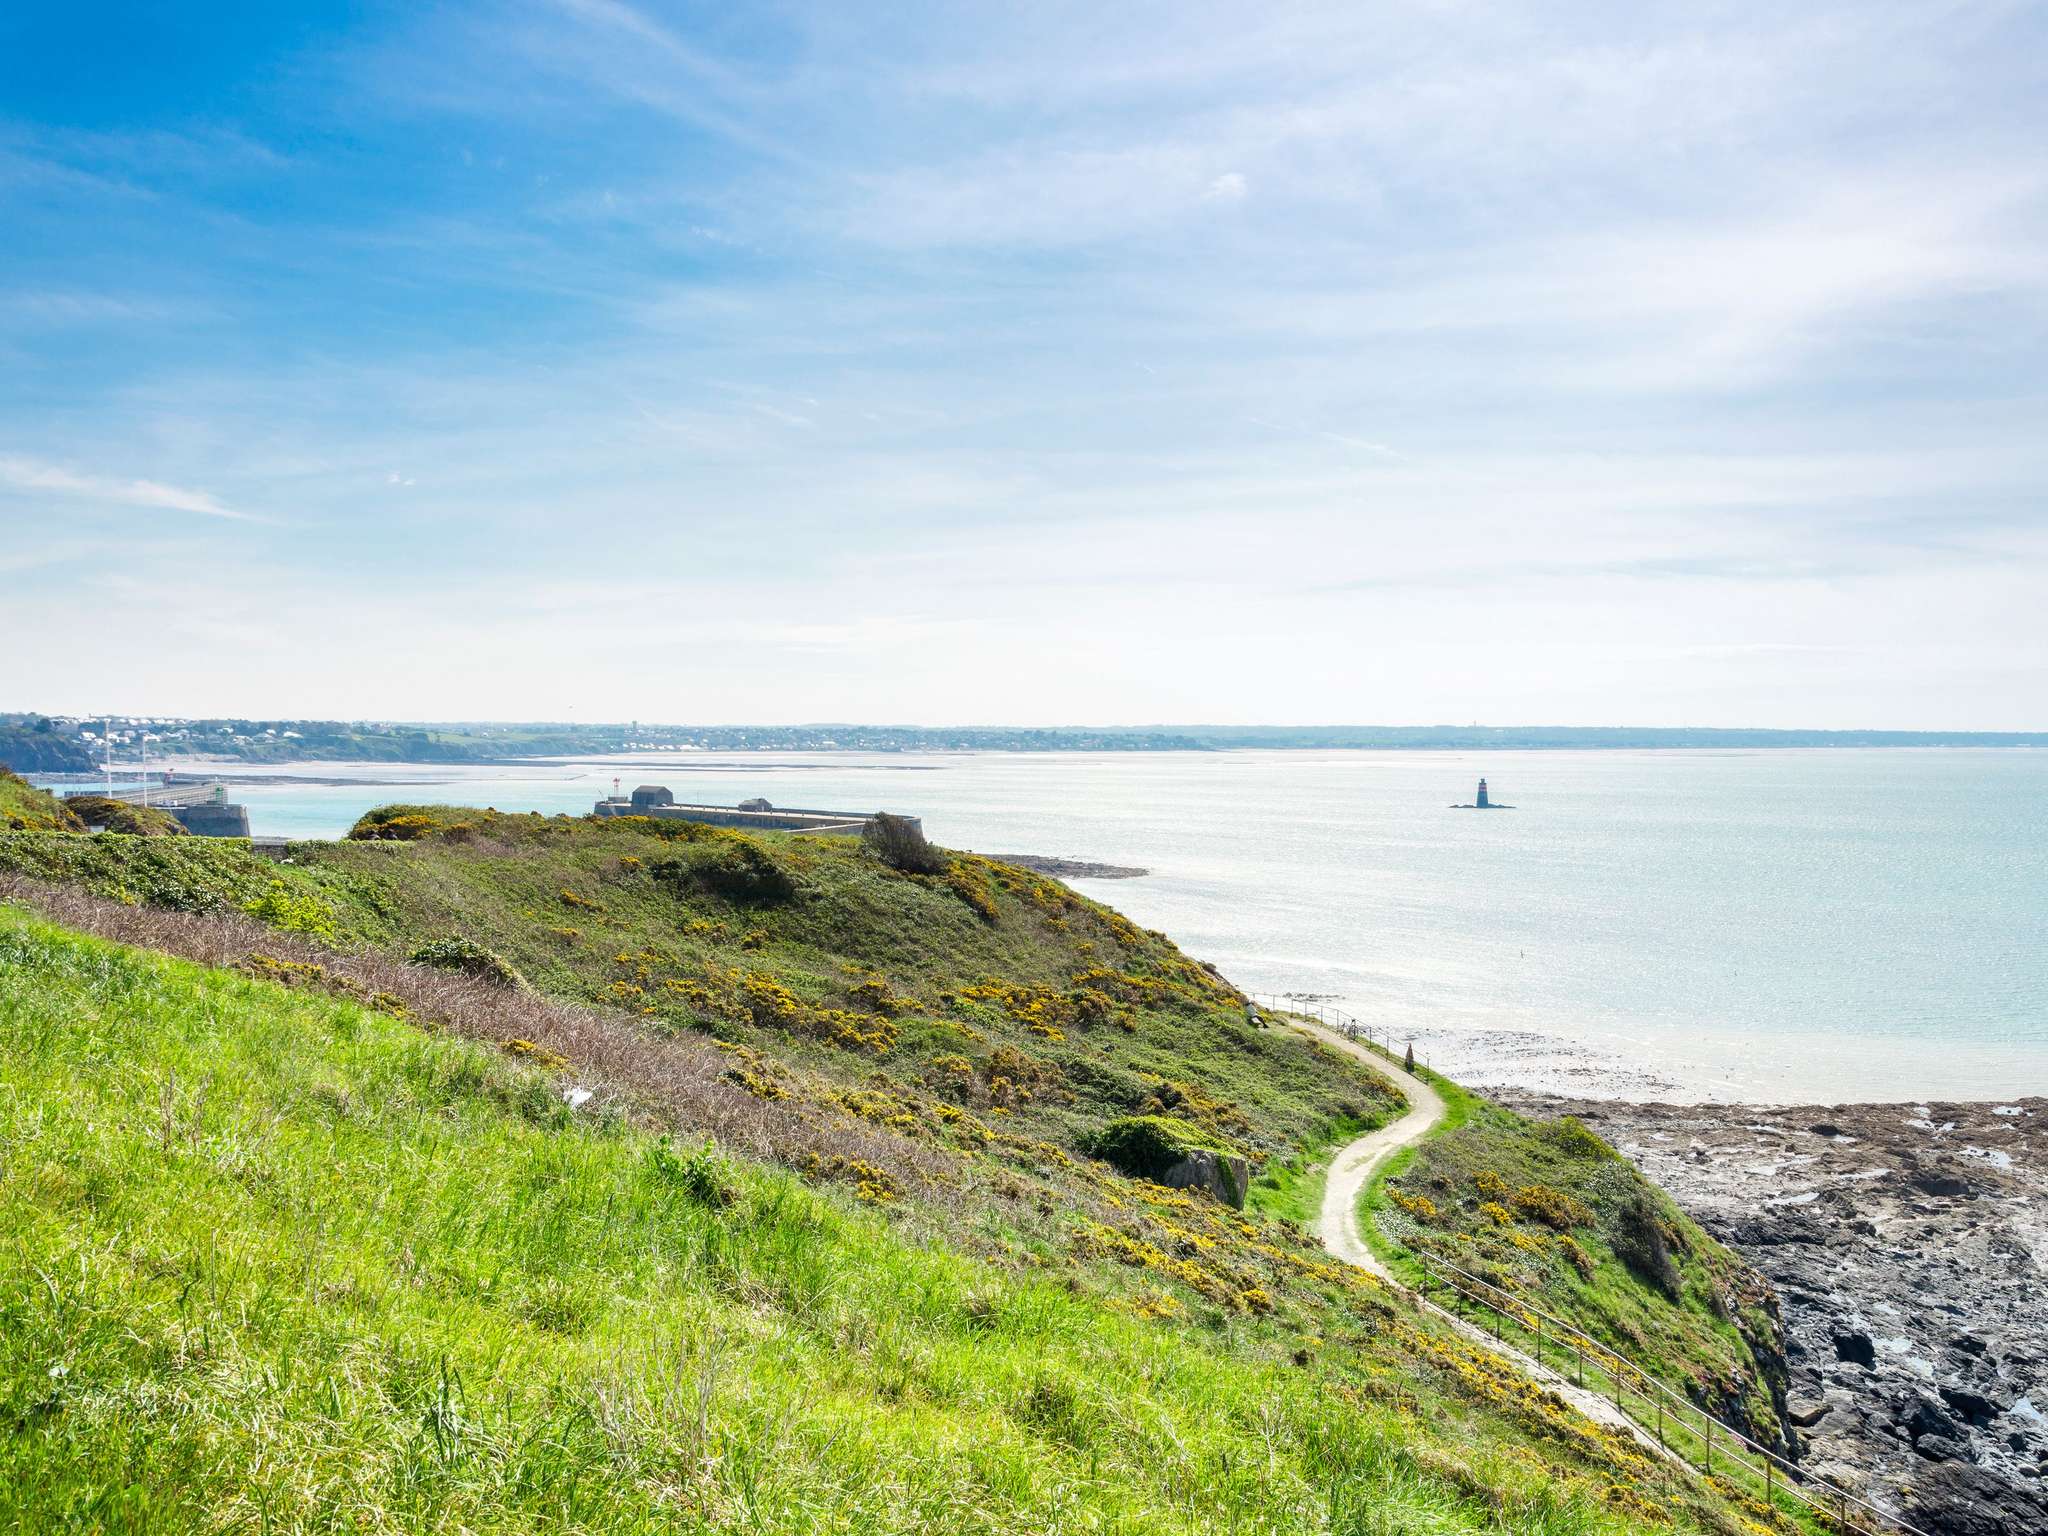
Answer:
xmin=1905 ymin=1460 xmax=2048 ymax=1536
xmin=1808 ymin=1123 xmax=1842 ymax=1137
xmin=1917 ymin=1433 xmax=1973 ymax=1463
xmin=1955 ymin=1333 xmax=1991 ymax=1357
xmin=1721 ymin=1212 xmax=1828 ymax=1247
xmin=1910 ymin=1168 xmax=1974 ymax=1197
xmin=1904 ymin=1393 xmax=1966 ymax=1444
xmin=1158 ymin=1149 xmax=1251 ymax=1210
xmin=1833 ymin=1329 xmax=1877 ymax=1368
xmin=1941 ymin=1386 xmax=2002 ymax=1429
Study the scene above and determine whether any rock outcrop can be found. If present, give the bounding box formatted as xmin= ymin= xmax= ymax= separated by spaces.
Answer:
xmin=1496 ymin=1092 xmax=2048 ymax=1528
xmin=1159 ymin=1148 xmax=1251 ymax=1210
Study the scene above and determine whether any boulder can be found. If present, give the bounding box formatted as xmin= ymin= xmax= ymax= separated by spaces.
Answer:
xmin=1787 ymin=1399 xmax=1832 ymax=1428
xmin=1160 ymin=1149 xmax=1251 ymax=1210
xmin=1903 ymin=1393 xmax=1966 ymax=1445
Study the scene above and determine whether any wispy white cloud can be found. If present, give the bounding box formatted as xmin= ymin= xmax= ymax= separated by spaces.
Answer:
xmin=0 ymin=454 xmax=261 ymax=522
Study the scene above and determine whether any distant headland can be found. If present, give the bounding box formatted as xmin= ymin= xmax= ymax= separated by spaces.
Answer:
xmin=1452 ymin=777 xmax=1514 ymax=810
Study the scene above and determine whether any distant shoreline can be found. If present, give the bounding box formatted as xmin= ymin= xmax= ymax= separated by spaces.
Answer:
xmin=9 ymin=712 xmax=2047 ymax=779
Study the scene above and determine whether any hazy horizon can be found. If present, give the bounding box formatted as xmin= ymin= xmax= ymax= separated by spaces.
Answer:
xmin=14 ymin=712 xmax=2046 ymax=742
xmin=4 ymin=3 xmax=2045 ymax=726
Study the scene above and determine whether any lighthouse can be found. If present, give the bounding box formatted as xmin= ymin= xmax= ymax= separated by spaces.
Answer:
xmin=1452 ymin=778 xmax=1512 ymax=809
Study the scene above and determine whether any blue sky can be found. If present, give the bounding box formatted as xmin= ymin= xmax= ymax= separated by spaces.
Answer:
xmin=2 ymin=0 xmax=2044 ymax=726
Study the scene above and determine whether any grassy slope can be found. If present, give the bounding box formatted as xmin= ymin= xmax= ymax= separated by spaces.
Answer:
xmin=0 ymin=908 xmax=1786 ymax=1535
xmin=1371 ymin=1091 xmax=1788 ymax=1445
xmin=0 ymin=810 xmax=1401 ymax=1182
xmin=0 ymin=768 xmax=82 ymax=832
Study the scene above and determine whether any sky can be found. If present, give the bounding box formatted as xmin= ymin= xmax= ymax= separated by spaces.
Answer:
xmin=2 ymin=1 xmax=2045 ymax=728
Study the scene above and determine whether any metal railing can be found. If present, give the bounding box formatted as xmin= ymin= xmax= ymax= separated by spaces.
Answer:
xmin=1249 ymin=993 xmax=1416 ymax=1071
xmin=1412 ymin=1248 xmax=1927 ymax=1535
xmin=1251 ymin=993 xmax=1928 ymax=1536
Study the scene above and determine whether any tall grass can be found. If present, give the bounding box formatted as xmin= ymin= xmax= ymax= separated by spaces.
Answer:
xmin=0 ymin=907 xmax=1768 ymax=1535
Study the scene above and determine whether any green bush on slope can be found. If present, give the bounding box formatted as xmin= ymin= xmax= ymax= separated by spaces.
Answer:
xmin=0 ymin=909 xmax=1774 ymax=1535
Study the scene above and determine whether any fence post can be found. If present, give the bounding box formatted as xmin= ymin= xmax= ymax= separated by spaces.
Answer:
xmin=1704 ymin=1416 xmax=1711 ymax=1476
xmin=1575 ymin=1342 xmax=1583 ymax=1387
xmin=1656 ymin=1395 xmax=1664 ymax=1451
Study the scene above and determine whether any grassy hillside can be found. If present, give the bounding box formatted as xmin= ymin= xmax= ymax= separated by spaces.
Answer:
xmin=0 ymin=808 xmax=1400 ymax=1191
xmin=1370 ymin=1087 xmax=1789 ymax=1447
xmin=0 ymin=907 xmax=1793 ymax=1534
xmin=0 ymin=808 xmax=1806 ymax=1531
xmin=0 ymin=767 xmax=82 ymax=832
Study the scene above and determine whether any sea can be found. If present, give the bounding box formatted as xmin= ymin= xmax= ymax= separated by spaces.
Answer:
xmin=37 ymin=749 xmax=2048 ymax=1106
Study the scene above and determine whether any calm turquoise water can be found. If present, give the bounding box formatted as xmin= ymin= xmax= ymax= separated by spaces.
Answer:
xmin=43 ymin=750 xmax=2048 ymax=1103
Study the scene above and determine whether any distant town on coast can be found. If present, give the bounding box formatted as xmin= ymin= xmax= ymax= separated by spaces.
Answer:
xmin=5 ymin=711 xmax=2045 ymax=773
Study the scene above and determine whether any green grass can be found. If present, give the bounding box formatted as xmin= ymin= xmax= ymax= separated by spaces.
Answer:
xmin=0 ymin=906 xmax=1786 ymax=1535
xmin=1368 ymin=1089 xmax=1788 ymax=1446
xmin=0 ymin=811 xmax=1405 ymax=1183
xmin=1244 ymin=1108 xmax=1378 ymax=1226
xmin=0 ymin=768 xmax=81 ymax=833
xmin=0 ymin=809 xmax=1803 ymax=1532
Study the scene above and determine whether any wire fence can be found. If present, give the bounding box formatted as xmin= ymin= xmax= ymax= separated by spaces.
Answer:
xmin=1249 ymin=993 xmax=1927 ymax=1536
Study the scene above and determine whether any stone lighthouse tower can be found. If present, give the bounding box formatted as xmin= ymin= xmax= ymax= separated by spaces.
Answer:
xmin=1475 ymin=778 xmax=1491 ymax=809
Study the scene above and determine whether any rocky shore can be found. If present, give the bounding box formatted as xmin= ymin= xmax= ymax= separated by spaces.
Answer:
xmin=1496 ymin=1090 xmax=2048 ymax=1536
xmin=986 ymin=854 xmax=1149 ymax=880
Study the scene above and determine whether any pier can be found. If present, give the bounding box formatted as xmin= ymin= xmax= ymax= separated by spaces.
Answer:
xmin=592 ymin=784 xmax=915 ymax=838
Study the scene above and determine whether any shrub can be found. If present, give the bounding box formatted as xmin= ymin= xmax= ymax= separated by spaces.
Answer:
xmin=1545 ymin=1116 xmax=1618 ymax=1161
xmin=595 ymin=814 xmax=718 ymax=843
xmin=1077 ymin=1115 xmax=1230 ymax=1182
xmin=348 ymin=808 xmax=445 ymax=841
xmin=654 ymin=840 xmax=798 ymax=906
xmin=1607 ymin=1190 xmax=1681 ymax=1296
xmin=1511 ymin=1183 xmax=1593 ymax=1232
xmin=646 ymin=1138 xmax=738 ymax=1207
xmin=1557 ymin=1234 xmax=1597 ymax=1278
xmin=1 ymin=768 xmax=87 ymax=832
xmin=242 ymin=880 xmax=338 ymax=940
xmin=409 ymin=936 xmax=525 ymax=990
xmin=945 ymin=861 xmax=1000 ymax=925
xmin=862 ymin=812 xmax=945 ymax=875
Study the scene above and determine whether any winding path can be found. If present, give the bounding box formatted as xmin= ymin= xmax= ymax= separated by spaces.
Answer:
xmin=1288 ymin=1018 xmax=1659 ymax=1445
